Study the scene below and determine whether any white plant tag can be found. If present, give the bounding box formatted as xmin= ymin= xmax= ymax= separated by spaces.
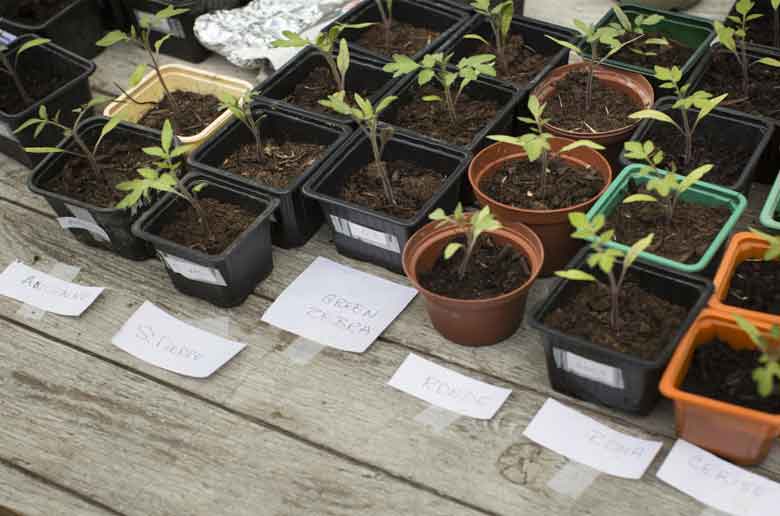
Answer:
xmin=0 ymin=261 xmax=103 ymax=316
xmin=523 ymin=399 xmax=662 ymax=479
xmin=330 ymin=216 xmax=400 ymax=252
xmin=0 ymin=121 xmax=19 ymax=143
xmin=553 ymin=348 xmax=625 ymax=389
xmin=112 ymin=302 xmax=245 ymax=378
xmin=133 ymin=9 xmax=186 ymax=38
xmin=388 ymin=354 xmax=512 ymax=419
xmin=160 ymin=253 xmax=227 ymax=287
xmin=58 ymin=204 xmax=111 ymax=242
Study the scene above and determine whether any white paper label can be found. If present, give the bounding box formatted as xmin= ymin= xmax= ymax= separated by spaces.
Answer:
xmin=553 ymin=348 xmax=625 ymax=389
xmin=160 ymin=253 xmax=227 ymax=287
xmin=133 ymin=9 xmax=186 ymax=38
xmin=0 ymin=30 xmax=17 ymax=46
xmin=388 ymin=354 xmax=512 ymax=419
xmin=59 ymin=204 xmax=111 ymax=243
xmin=0 ymin=261 xmax=103 ymax=317
xmin=112 ymin=302 xmax=245 ymax=378
xmin=658 ymin=440 xmax=780 ymax=516
xmin=262 ymin=257 xmax=416 ymax=353
xmin=523 ymin=399 xmax=662 ymax=479
xmin=330 ymin=216 xmax=400 ymax=253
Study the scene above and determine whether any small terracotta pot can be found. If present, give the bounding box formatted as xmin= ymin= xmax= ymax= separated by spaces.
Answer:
xmin=532 ymin=62 xmax=655 ymax=146
xmin=402 ymin=219 xmax=544 ymax=346
xmin=710 ymin=232 xmax=780 ymax=324
xmin=660 ymin=309 xmax=780 ymax=465
xmin=468 ymin=137 xmax=612 ymax=276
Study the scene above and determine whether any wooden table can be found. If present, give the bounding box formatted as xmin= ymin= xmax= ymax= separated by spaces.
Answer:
xmin=3 ymin=1 xmax=778 ymax=515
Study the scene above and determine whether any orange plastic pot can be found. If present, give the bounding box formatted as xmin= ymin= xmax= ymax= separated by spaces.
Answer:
xmin=402 ymin=219 xmax=544 ymax=346
xmin=468 ymin=137 xmax=612 ymax=276
xmin=660 ymin=309 xmax=780 ymax=465
xmin=710 ymin=232 xmax=780 ymax=324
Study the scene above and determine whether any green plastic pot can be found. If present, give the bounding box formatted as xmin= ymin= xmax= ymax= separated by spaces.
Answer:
xmin=586 ymin=164 xmax=747 ymax=274
xmin=759 ymin=172 xmax=780 ymax=232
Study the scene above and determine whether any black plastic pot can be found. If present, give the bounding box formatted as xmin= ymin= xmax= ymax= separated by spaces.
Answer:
xmin=1 ymin=35 xmax=95 ymax=168
xmin=188 ymin=105 xmax=352 ymax=248
xmin=324 ymin=0 xmax=470 ymax=63
xmin=303 ymin=130 xmax=470 ymax=272
xmin=440 ymin=14 xmax=575 ymax=91
xmin=724 ymin=0 xmax=780 ymax=54
xmin=99 ymin=0 xmax=131 ymax=30
xmin=619 ymin=96 xmax=774 ymax=197
xmin=0 ymin=0 xmax=105 ymax=59
xmin=122 ymin=0 xmax=210 ymax=63
xmin=253 ymin=46 xmax=399 ymax=126
xmin=28 ymin=118 xmax=165 ymax=261
xmin=528 ymin=246 xmax=713 ymax=415
xmin=133 ymin=172 xmax=279 ymax=307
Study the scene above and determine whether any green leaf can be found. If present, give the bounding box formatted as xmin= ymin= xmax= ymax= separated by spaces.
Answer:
xmin=24 ymin=147 xmax=64 ymax=154
xmin=142 ymin=146 xmax=167 ymax=158
xmin=14 ymin=118 xmax=42 ymax=135
xmin=128 ymin=63 xmax=148 ymax=88
xmin=487 ymin=134 xmax=525 ymax=146
xmin=270 ymin=31 xmax=310 ymax=49
xmin=374 ymin=95 xmax=397 ymax=115
xmin=428 ymin=208 xmax=448 ymax=221
xmin=559 ymin=139 xmax=605 ymax=153
xmin=444 ymin=242 xmax=463 ymax=260
xmin=748 ymin=227 xmax=780 ymax=261
xmin=623 ymin=193 xmax=657 ymax=204
xmin=714 ymin=21 xmax=737 ymax=53
xmin=463 ymin=33 xmax=491 ymax=46
xmin=154 ymin=34 xmax=172 ymax=55
xmin=155 ymin=5 xmax=189 ymax=20
xmin=555 ymin=269 xmax=597 ymax=282
xmin=642 ymin=14 xmax=665 ymax=26
xmin=383 ymin=54 xmax=420 ymax=78
xmin=422 ymin=95 xmax=442 ymax=102
xmin=545 ymin=35 xmax=581 ymax=55
xmin=16 ymin=37 xmax=50 ymax=56
xmin=735 ymin=314 xmax=762 ymax=347
xmin=612 ymin=4 xmax=632 ymax=32
xmin=171 ymin=144 xmax=195 ymax=158
xmin=96 ymin=116 xmax=122 ymax=148
xmin=96 ymin=30 xmax=127 ymax=47
xmin=757 ymin=57 xmax=780 ymax=67
xmin=623 ymin=233 xmax=654 ymax=271
xmin=678 ymin=164 xmax=713 ymax=194
xmin=161 ymin=120 xmax=174 ymax=154
xmin=629 ymin=109 xmax=677 ymax=125
xmin=337 ymin=38 xmax=350 ymax=82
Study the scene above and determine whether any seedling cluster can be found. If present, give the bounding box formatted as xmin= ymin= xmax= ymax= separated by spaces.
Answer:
xmin=465 ymin=0 xmax=515 ymax=75
xmin=734 ymin=315 xmax=780 ymax=397
xmin=217 ymin=89 xmax=271 ymax=166
xmin=608 ymin=4 xmax=670 ymax=57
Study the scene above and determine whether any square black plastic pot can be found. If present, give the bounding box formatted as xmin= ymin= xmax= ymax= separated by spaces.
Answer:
xmin=724 ymin=0 xmax=780 ymax=53
xmin=528 ymin=246 xmax=713 ymax=415
xmin=440 ymin=14 xmax=575 ymax=92
xmin=27 ymin=118 xmax=165 ymax=261
xmin=380 ymin=72 xmax=520 ymax=154
xmin=188 ymin=105 xmax=352 ymax=248
xmin=0 ymin=0 xmax=105 ymax=59
xmin=323 ymin=0 xmax=470 ymax=63
xmin=132 ymin=172 xmax=279 ymax=308
xmin=253 ymin=46 xmax=398 ymax=126
xmin=619 ymin=96 xmax=774 ymax=197
xmin=122 ymin=0 xmax=209 ymax=63
xmin=302 ymin=130 xmax=470 ymax=273
xmin=0 ymin=35 xmax=95 ymax=168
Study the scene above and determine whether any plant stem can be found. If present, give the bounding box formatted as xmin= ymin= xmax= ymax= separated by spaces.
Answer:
xmin=1 ymin=53 xmax=33 ymax=105
xmin=540 ymin=149 xmax=549 ymax=199
xmin=457 ymin=232 xmax=478 ymax=279
xmin=181 ymin=188 xmax=215 ymax=242
xmin=739 ymin=38 xmax=750 ymax=98
xmin=322 ymin=51 xmax=345 ymax=92
xmin=607 ymin=270 xmax=620 ymax=330
xmin=680 ymin=107 xmax=693 ymax=166
xmin=443 ymin=83 xmax=457 ymax=124
xmin=586 ymin=42 xmax=598 ymax=112
xmin=143 ymin=34 xmax=186 ymax=135
xmin=375 ymin=0 xmax=392 ymax=48
xmin=775 ymin=9 xmax=779 ymax=48
xmin=367 ymin=121 xmax=397 ymax=206
xmin=490 ymin=19 xmax=509 ymax=75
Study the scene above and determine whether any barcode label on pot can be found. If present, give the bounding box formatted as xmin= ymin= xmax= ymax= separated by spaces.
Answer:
xmin=160 ymin=253 xmax=227 ymax=287
xmin=134 ymin=9 xmax=186 ymax=38
xmin=553 ymin=349 xmax=625 ymax=389
xmin=330 ymin=216 xmax=400 ymax=253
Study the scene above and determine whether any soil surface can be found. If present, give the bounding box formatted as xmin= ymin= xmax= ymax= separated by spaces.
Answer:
xmin=138 ymin=91 xmax=221 ymax=135
xmin=389 ymin=83 xmax=501 ymax=146
xmin=355 ymin=21 xmax=441 ymax=57
xmin=0 ymin=52 xmax=76 ymax=114
xmin=599 ymin=32 xmax=694 ymax=70
xmin=43 ymin=132 xmax=155 ymax=208
xmin=221 ymin=139 xmax=326 ymax=190
xmin=606 ymin=183 xmax=731 ymax=264
xmin=464 ymin=32 xmax=549 ymax=87
xmin=2 ymin=0 xmax=74 ymax=23
xmin=699 ymin=50 xmax=780 ymax=120
xmin=479 ymin=157 xmax=604 ymax=210
xmin=158 ymin=197 xmax=260 ymax=255
xmin=284 ymin=60 xmax=377 ymax=116
xmin=544 ymin=278 xmax=686 ymax=360
xmin=420 ymin=234 xmax=530 ymax=300
xmin=545 ymin=70 xmax=641 ymax=132
xmin=682 ymin=338 xmax=780 ymax=413
xmin=338 ymin=159 xmax=444 ymax=220
xmin=727 ymin=5 xmax=780 ymax=49
xmin=725 ymin=259 xmax=780 ymax=315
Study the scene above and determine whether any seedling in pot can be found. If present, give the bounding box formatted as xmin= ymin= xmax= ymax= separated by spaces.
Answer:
xmin=383 ymin=51 xmax=497 ymax=124
xmin=374 ymin=0 xmax=394 ymax=48
xmin=715 ymin=0 xmax=780 ymax=99
xmin=320 ymin=91 xmax=398 ymax=206
xmin=629 ymin=66 xmax=727 ymax=167
xmin=609 ymin=4 xmax=670 ymax=57
xmin=749 ymin=227 xmax=780 ymax=260
xmin=428 ymin=203 xmax=503 ymax=279
xmin=487 ymin=95 xmax=604 ymax=199
xmin=217 ymin=89 xmax=274 ymax=167
xmin=0 ymin=37 xmax=50 ymax=106
xmin=733 ymin=314 xmax=780 ymax=397
xmin=556 ymin=212 xmax=654 ymax=329
xmin=464 ymin=0 xmax=514 ymax=75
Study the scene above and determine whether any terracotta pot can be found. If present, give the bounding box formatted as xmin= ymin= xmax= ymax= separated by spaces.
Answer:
xmin=710 ymin=232 xmax=780 ymax=324
xmin=532 ymin=62 xmax=655 ymax=146
xmin=660 ymin=309 xmax=780 ymax=465
xmin=468 ymin=137 xmax=613 ymax=276
xmin=402 ymin=219 xmax=544 ymax=346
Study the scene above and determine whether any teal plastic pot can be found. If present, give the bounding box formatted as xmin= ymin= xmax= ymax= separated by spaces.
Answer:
xmin=586 ymin=164 xmax=747 ymax=274
xmin=760 ymin=173 xmax=780 ymax=232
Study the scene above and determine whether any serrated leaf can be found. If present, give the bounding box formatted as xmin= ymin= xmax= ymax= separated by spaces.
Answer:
xmin=96 ymin=30 xmax=127 ymax=47
xmin=624 ymin=233 xmax=654 ymax=270
xmin=556 ymin=269 xmax=597 ymax=281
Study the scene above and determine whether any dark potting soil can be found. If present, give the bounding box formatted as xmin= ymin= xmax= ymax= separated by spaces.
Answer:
xmin=221 ymin=139 xmax=326 ymax=190
xmin=0 ymin=56 xmax=76 ymax=114
xmin=338 ymin=160 xmax=444 ymax=220
xmin=43 ymin=134 xmax=155 ymax=207
xmin=699 ymin=50 xmax=780 ymax=120
xmin=607 ymin=185 xmax=731 ymax=264
xmin=284 ymin=61 xmax=375 ymax=116
xmin=644 ymin=118 xmax=754 ymax=187
xmin=157 ymin=197 xmax=260 ymax=255
xmin=390 ymin=83 xmax=500 ymax=146
xmin=138 ymin=91 xmax=221 ymax=135
xmin=470 ymin=33 xmax=548 ymax=87
xmin=598 ymin=32 xmax=694 ymax=70
xmin=2 ymin=0 xmax=74 ymax=23
xmin=479 ymin=157 xmax=604 ymax=210
xmin=419 ymin=234 xmax=530 ymax=300
xmin=682 ymin=338 xmax=780 ymax=413
xmin=354 ymin=21 xmax=441 ymax=57
xmin=544 ymin=278 xmax=686 ymax=360
xmin=545 ymin=70 xmax=641 ymax=132
xmin=725 ymin=259 xmax=780 ymax=315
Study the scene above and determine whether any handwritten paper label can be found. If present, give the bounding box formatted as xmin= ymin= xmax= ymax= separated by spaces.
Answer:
xmin=524 ymin=399 xmax=662 ymax=479
xmin=112 ymin=302 xmax=245 ymax=378
xmin=160 ymin=253 xmax=227 ymax=287
xmin=658 ymin=440 xmax=780 ymax=516
xmin=133 ymin=9 xmax=186 ymax=38
xmin=262 ymin=257 xmax=416 ymax=353
xmin=0 ymin=261 xmax=103 ymax=316
xmin=388 ymin=354 xmax=512 ymax=419
xmin=553 ymin=348 xmax=625 ymax=389
xmin=330 ymin=216 xmax=401 ymax=253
